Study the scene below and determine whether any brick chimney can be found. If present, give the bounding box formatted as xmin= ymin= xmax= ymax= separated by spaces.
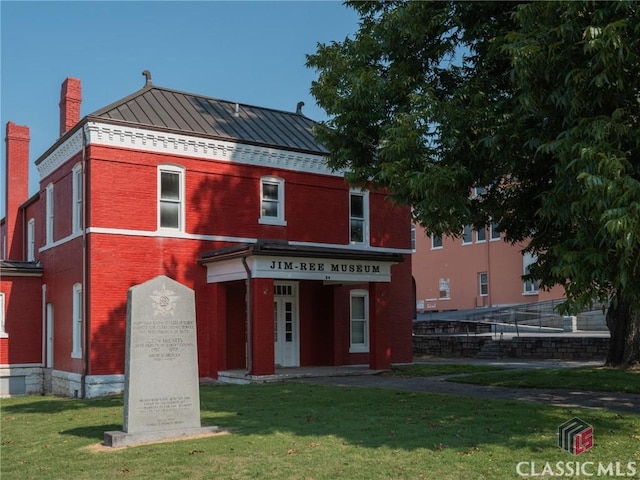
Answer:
xmin=59 ymin=77 xmax=82 ymax=137
xmin=4 ymin=122 xmax=30 ymax=260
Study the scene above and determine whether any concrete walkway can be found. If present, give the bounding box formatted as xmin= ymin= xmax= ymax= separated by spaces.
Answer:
xmin=293 ymin=359 xmax=640 ymax=414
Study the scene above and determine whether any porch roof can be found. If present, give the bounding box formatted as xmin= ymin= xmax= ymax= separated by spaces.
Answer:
xmin=199 ymin=240 xmax=404 ymax=265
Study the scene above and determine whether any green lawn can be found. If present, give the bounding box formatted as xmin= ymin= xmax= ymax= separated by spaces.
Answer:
xmin=2 ymin=383 xmax=639 ymax=479
xmin=450 ymin=367 xmax=640 ymax=394
xmin=387 ymin=364 xmax=506 ymax=377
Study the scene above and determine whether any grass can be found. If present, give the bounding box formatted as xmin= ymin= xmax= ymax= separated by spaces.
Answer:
xmin=450 ymin=367 xmax=640 ymax=394
xmin=2 ymin=383 xmax=639 ymax=480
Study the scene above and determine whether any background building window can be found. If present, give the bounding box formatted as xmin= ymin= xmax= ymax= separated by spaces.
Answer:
xmin=71 ymin=283 xmax=82 ymax=358
xmin=259 ymin=177 xmax=286 ymax=225
xmin=490 ymin=222 xmax=501 ymax=240
xmin=523 ymin=253 xmax=540 ymax=294
xmin=349 ymin=190 xmax=369 ymax=244
xmin=479 ymin=272 xmax=489 ymax=296
xmin=158 ymin=166 xmax=184 ymax=230
xmin=462 ymin=225 xmax=473 ymax=244
xmin=431 ymin=234 xmax=443 ymax=249
xmin=439 ymin=278 xmax=450 ymax=299
xmin=476 ymin=227 xmax=486 ymax=242
xmin=0 ymin=293 xmax=6 ymax=338
xmin=349 ymin=290 xmax=369 ymax=353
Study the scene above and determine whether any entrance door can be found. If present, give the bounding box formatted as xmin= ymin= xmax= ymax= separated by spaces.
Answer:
xmin=274 ymin=282 xmax=299 ymax=367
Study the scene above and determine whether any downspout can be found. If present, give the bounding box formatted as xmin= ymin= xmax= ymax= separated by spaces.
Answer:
xmin=81 ymin=125 xmax=89 ymax=398
xmin=241 ymin=256 xmax=253 ymax=376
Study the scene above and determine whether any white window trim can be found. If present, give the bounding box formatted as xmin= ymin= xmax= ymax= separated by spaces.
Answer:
xmin=259 ymin=176 xmax=287 ymax=226
xmin=349 ymin=289 xmax=369 ymax=353
xmin=71 ymin=283 xmax=83 ymax=358
xmin=0 ymin=292 xmax=7 ymax=338
xmin=479 ymin=272 xmax=489 ymax=297
xmin=46 ymin=183 xmax=54 ymax=245
xmin=349 ymin=189 xmax=370 ymax=246
xmin=27 ymin=218 xmax=35 ymax=261
xmin=157 ymin=165 xmax=186 ymax=232
xmin=72 ymin=163 xmax=83 ymax=234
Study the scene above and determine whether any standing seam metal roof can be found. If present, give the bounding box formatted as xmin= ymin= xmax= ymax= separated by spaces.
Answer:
xmin=88 ymin=85 xmax=328 ymax=155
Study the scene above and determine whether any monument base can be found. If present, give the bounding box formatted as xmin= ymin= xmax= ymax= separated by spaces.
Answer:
xmin=104 ymin=425 xmax=221 ymax=448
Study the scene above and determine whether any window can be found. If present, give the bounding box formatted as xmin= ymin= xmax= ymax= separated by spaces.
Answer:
xmin=431 ymin=234 xmax=443 ymax=249
xmin=71 ymin=283 xmax=82 ymax=358
xmin=0 ymin=293 xmax=6 ymax=338
xmin=479 ymin=272 xmax=488 ymax=296
xmin=490 ymin=222 xmax=501 ymax=240
xmin=72 ymin=163 xmax=83 ymax=233
xmin=46 ymin=183 xmax=54 ymax=244
xmin=259 ymin=177 xmax=286 ymax=226
xmin=476 ymin=227 xmax=486 ymax=243
xmin=349 ymin=190 xmax=369 ymax=244
xmin=473 ymin=186 xmax=486 ymax=197
xmin=350 ymin=290 xmax=369 ymax=353
xmin=438 ymin=278 xmax=450 ymax=299
xmin=158 ymin=166 xmax=184 ymax=231
xmin=27 ymin=218 xmax=35 ymax=261
xmin=523 ymin=253 xmax=539 ymax=294
xmin=462 ymin=225 xmax=473 ymax=244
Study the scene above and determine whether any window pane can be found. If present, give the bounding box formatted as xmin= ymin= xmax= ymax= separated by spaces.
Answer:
xmin=350 ymin=194 xmax=364 ymax=218
xmin=262 ymin=200 xmax=278 ymax=217
xmin=462 ymin=225 xmax=472 ymax=243
xmin=351 ymin=321 xmax=365 ymax=344
xmin=161 ymin=172 xmax=180 ymax=200
xmin=351 ymin=296 xmax=365 ymax=320
xmin=263 ymin=183 xmax=279 ymax=201
xmin=476 ymin=228 xmax=486 ymax=242
xmin=350 ymin=219 xmax=364 ymax=243
xmin=160 ymin=202 xmax=179 ymax=228
xmin=432 ymin=235 xmax=443 ymax=248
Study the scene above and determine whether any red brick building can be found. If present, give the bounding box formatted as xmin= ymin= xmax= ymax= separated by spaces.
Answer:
xmin=1 ymin=75 xmax=413 ymax=397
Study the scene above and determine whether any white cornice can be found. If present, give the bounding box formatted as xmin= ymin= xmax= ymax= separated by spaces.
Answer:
xmin=35 ymin=122 xmax=342 ymax=182
xmin=36 ymin=129 xmax=84 ymax=180
xmin=86 ymin=122 xmax=341 ymax=176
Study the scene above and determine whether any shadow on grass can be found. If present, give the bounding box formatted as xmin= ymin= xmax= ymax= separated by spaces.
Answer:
xmin=5 ymin=383 xmax=636 ymax=453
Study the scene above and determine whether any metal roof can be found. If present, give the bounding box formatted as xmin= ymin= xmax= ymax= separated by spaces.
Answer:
xmin=87 ymin=84 xmax=328 ymax=155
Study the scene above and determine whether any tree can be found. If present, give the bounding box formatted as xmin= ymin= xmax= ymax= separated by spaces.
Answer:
xmin=307 ymin=1 xmax=640 ymax=367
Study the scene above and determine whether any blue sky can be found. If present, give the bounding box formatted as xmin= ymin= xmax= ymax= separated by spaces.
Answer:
xmin=0 ymin=0 xmax=360 ymax=216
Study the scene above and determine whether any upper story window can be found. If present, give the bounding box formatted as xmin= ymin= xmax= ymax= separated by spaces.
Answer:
xmin=479 ymin=272 xmax=489 ymax=296
xmin=72 ymin=163 xmax=83 ymax=233
xmin=439 ymin=278 xmax=450 ymax=299
xmin=27 ymin=219 xmax=35 ymax=261
xmin=490 ymin=222 xmax=501 ymax=241
xmin=349 ymin=190 xmax=369 ymax=245
xmin=462 ymin=225 xmax=473 ymax=244
xmin=476 ymin=227 xmax=486 ymax=243
xmin=46 ymin=183 xmax=54 ymax=244
xmin=158 ymin=165 xmax=185 ymax=231
xmin=259 ymin=177 xmax=287 ymax=226
xmin=431 ymin=234 xmax=443 ymax=249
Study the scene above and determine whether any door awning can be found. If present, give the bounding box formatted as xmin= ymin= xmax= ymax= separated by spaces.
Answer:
xmin=199 ymin=240 xmax=403 ymax=283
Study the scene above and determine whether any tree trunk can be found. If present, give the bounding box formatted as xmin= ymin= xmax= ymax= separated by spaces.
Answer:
xmin=605 ymin=294 xmax=640 ymax=368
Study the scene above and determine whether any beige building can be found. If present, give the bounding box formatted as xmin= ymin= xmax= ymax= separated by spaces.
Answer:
xmin=412 ymin=223 xmax=564 ymax=313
